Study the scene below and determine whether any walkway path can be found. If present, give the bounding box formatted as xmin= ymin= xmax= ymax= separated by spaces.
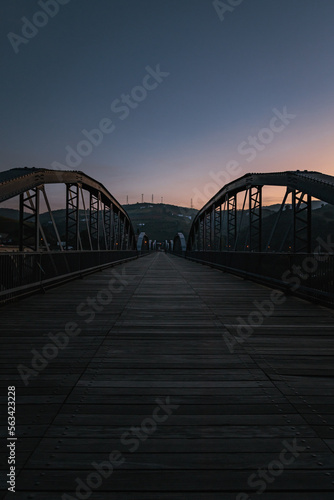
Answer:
xmin=1 ymin=253 xmax=334 ymax=499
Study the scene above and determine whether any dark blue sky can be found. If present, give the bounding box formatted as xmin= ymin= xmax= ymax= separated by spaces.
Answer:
xmin=1 ymin=0 xmax=334 ymax=207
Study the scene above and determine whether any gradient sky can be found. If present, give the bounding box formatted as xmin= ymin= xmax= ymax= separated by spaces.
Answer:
xmin=1 ymin=0 xmax=334 ymax=209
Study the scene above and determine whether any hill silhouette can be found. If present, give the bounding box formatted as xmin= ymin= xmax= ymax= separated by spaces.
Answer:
xmin=0 ymin=201 xmax=333 ymax=250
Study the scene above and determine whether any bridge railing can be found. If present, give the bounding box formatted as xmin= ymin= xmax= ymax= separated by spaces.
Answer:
xmin=0 ymin=250 xmax=138 ymax=304
xmin=186 ymin=251 xmax=334 ymax=307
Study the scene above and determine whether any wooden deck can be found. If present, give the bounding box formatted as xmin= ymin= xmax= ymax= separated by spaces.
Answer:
xmin=1 ymin=252 xmax=334 ymax=499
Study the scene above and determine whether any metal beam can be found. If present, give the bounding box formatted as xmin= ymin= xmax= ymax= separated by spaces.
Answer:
xmin=293 ymin=190 xmax=312 ymax=253
xmin=66 ymin=184 xmax=80 ymax=251
xmin=249 ymin=186 xmax=262 ymax=252
xmin=19 ymin=188 xmax=39 ymax=251
xmin=89 ymin=192 xmax=100 ymax=250
xmin=40 ymin=186 xmax=63 ymax=251
xmin=266 ymin=188 xmax=289 ymax=251
xmin=234 ymin=190 xmax=248 ymax=251
xmin=80 ymin=186 xmax=93 ymax=250
xmin=227 ymin=194 xmax=237 ymax=251
xmin=214 ymin=204 xmax=221 ymax=250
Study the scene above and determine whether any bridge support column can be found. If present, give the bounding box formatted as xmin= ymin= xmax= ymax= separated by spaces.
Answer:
xmin=126 ymin=222 xmax=132 ymax=250
xmin=19 ymin=188 xmax=40 ymax=252
xmin=89 ymin=192 xmax=100 ymax=250
xmin=214 ymin=204 xmax=222 ymax=250
xmin=249 ymin=186 xmax=262 ymax=252
xmin=199 ymin=219 xmax=204 ymax=251
xmin=292 ymin=190 xmax=312 ymax=253
xmin=66 ymin=184 xmax=80 ymax=251
xmin=115 ymin=209 xmax=121 ymax=249
xmin=203 ymin=211 xmax=210 ymax=250
xmin=191 ymin=220 xmax=199 ymax=251
xmin=103 ymin=204 xmax=111 ymax=250
xmin=266 ymin=188 xmax=289 ymax=252
xmin=227 ymin=194 xmax=237 ymax=250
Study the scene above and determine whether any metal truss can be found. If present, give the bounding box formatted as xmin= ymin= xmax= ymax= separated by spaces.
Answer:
xmin=120 ymin=215 xmax=126 ymax=250
xmin=80 ymin=186 xmax=93 ymax=250
xmin=126 ymin=222 xmax=132 ymax=250
xmin=292 ymin=190 xmax=312 ymax=253
xmin=213 ymin=205 xmax=222 ymax=250
xmin=40 ymin=186 xmax=63 ymax=251
xmin=196 ymin=219 xmax=203 ymax=251
xmin=266 ymin=188 xmax=289 ymax=251
xmin=248 ymin=186 xmax=262 ymax=252
xmin=2 ymin=168 xmax=136 ymax=253
xmin=227 ymin=194 xmax=237 ymax=250
xmin=204 ymin=211 xmax=211 ymax=250
xmin=89 ymin=192 xmax=100 ymax=250
xmin=66 ymin=184 xmax=80 ymax=250
xmin=19 ymin=188 xmax=40 ymax=251
xmin=103 ymin=204 xmax=113 ymax=250
xmin=113 ymin=210 xmax=120 ymax=250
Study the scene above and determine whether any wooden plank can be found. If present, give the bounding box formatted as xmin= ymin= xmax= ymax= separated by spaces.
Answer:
xmin=1 ymin=252 xmax=334 ymax=498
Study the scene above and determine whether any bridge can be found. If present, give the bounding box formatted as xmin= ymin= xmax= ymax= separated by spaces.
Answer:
xmin=1 ymin=167 xmax=334 ymax=498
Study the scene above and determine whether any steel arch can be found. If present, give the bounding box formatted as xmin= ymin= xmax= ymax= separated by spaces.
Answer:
xmin=0 ymin=167 xmax=136 ymax=252
xmin=187 ymin=170 xmax=334 ymax=253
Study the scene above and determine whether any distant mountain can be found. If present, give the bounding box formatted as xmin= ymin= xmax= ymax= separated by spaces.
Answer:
xmin=264 ymin=200 xmax=326 ymax=212
xmin=0 ymin=208 xmax=20 ymax=221
xmin=0 ymin=200 xmax=333 ymax=249
xmin=0 ymin=204 xmax=199 ymax=244
xmin=124 ymin=203 xmax=197 ymax=241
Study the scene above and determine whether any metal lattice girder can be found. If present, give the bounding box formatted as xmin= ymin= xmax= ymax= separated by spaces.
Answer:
xmin=190 ymin=230 xmax=195 ymax=251
xmin=210 ymin=206 xmax=214 ymax=250
xmin=120 ymin=214 xmax=126 ymax=250
xmin=110 ymin=206 xmax=116 ymax=249
xmin=249 ymin=186 xmax=262 ymax=252
xmin=214 ymin=205 xmax=222 ymax=250
xmin=19 ymin=188 xmax=40 ymax=251
xmin=192 ymin=220 xmax=199 ymax=251
xmin=266 ymin=188 xmax=289 ymax=251
xmin=89 ymin=192 xmax=100 ymax=250
xmin=120 ymin=215 xmax=125 ymax=250
xmin=127 ymin=220 xmax=132 ymax=250
xmin=104 ymin=204 xmax=112 ymax=250
xmin=204 ymin=211 xmax=211 ymax=250
xmin=227 ymin=194 xmax=237 ymax=250
xmin=127 ymin=222 xmax=132 ymax=250
xmin=114 ymin=211 xmax=121 ymax=250
xmin=234 ymin=190 xmax=248 ymax=251
xmin=100 ymin=203 xmax=108 ymax=250
xmin=66 ymin=184 xmax=80 ymax=250
xmin=187 ymin=226 xmax=194 ymax=251
xmin=196 ymin=219 xmax=202 ymax=251
xmin=123 ymin=216 xmax=129 ymax=250
xmin=221 ymin=200 xmax=227 ymax=249
xmin=202 ymin=214 xmax=206 ymax=250
xmin=41 ymin=186 xmax=63 ymax=251
xmin=292 ymin=190 xmax=312 ymax=253
xmin=79 ymin=186 xmax=92 ymax=250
